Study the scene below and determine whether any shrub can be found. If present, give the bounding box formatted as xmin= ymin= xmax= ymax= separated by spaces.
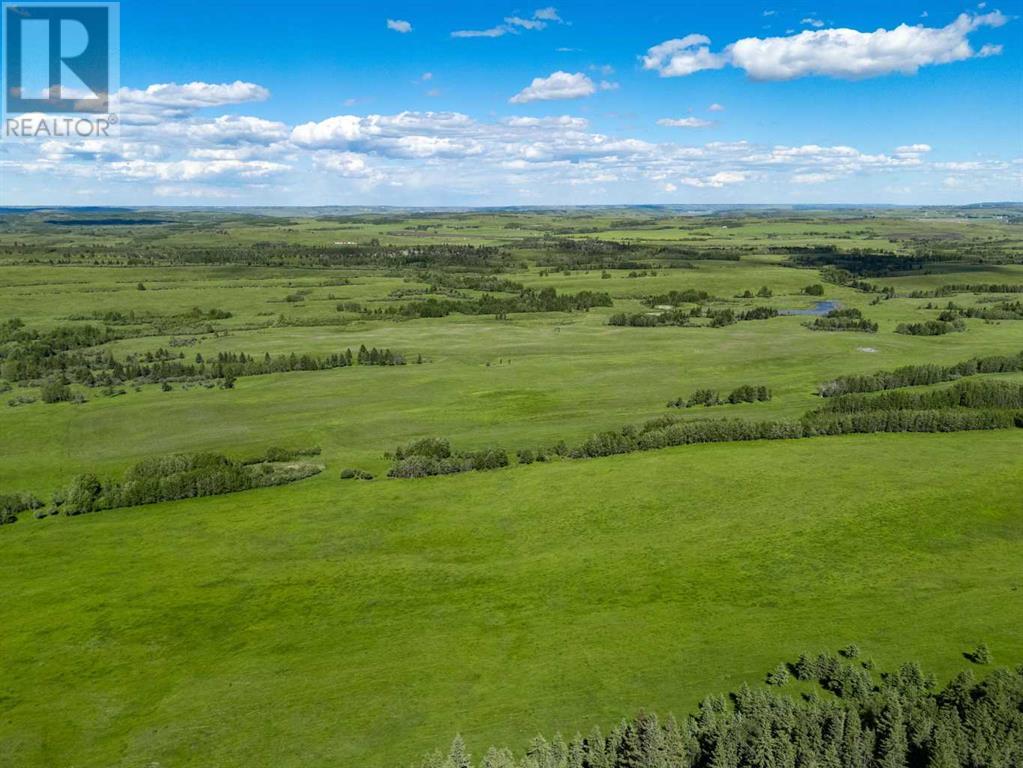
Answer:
xmin=839 ymin=643 xmax=860 ymax=659
xmin=737 ymin=306 xmax=778 ymax=321
xmin=394 ymin=437 xmax=451 ymax=461
xmin=708 ymin=309 xmax=736 ymax=327
xmin=969 ymin=643 xmax=992 ymax=665
xmin=0 ymin=492 xmax=43 ymax=525
xmin=806 ymin=308 xmax=878 ymax=333
xmin=340 ymin=468 xmax=373 ymax=480
xmin=40 ymin=378 xmax=72 ymax=403
xmin=766 ymin=663 xmax=790 ymax=686
xmin=388 ymin=438 xmax=508 ymax=478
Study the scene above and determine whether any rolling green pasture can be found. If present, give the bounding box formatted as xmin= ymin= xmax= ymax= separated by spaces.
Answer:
xmin=1 ymin=434 xmax=1022 ymax=767
xmin=1 ymin=208 xmax=1022 ymax=766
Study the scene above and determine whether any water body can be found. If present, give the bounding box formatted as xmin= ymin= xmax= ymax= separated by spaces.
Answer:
xmin=779 ymin=300 xmax=840 ymax=316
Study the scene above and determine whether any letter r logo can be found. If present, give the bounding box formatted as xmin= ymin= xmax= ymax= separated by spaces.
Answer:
xmin=4 ymin=3 xmax=111 ymax=114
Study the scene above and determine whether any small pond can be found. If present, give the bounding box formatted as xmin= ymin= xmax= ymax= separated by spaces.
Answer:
xmin=779 ymin=300 xmax=840 ymax=316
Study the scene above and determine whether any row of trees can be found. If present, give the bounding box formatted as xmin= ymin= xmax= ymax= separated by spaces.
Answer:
xmin=420 ymin=273 xmax=526 ymax=294
xmin=737 ymin=306 xmax=779 ymax=321
xmin=816 ymin=350 xmax=1023 ymax=397
xmin=568 ymin=408 xmax=1017 ymax=460
xmin=608 ymin=306 xmax=778 ymax=329
xmin=387 ymin=438 xmax=510 ymax=478
xmin=353 ymin=288 xmax=614 ymax=320
xmin=940 ymin=301 xmax=1023 ymax=321
xmin=896 ymin=318 xmax=967 ymax=336
xmin=667 ymin=385 xmax=772 ymax=409
xmin=789 ymin=249 xmax=930 ymax=277
xmin=806 ymin=308 xmax=879 ymax=333
xmin=55 ymin=451 xmax=322 ymax=517
xmin=418 ymin=652 xmax=1022 ymax=768
xmin=928 ymin=282 xmax=1023 ymax=297
xmin=69 ymin=306 xmax=233 ymax=327
xmin=608 ymin=309 xmax=695 ymax=327
xmin=816 ymin=379 xmax=1023 ymax=414
xmin=3 ymin=342 xmax=416 ymax=389
xmin=642 ymin=290 xmax=713 ymax=307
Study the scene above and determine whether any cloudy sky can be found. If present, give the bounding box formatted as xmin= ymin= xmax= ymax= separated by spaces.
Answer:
xmin=2 ymin=0 xmax=1020 ymax=206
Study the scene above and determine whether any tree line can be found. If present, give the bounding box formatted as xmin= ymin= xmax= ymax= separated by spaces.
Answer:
xmin=567 ymin=409 xmax=1016 ymax=460
xmin=11 ymin=241 xmax=522 ymax=270
xmin=387 ymin=438 xmax=510 ymax=479
xmin=924 ymin=283 xmax=1023 ymax=297
xmin=895 ymin=318 xmax=966 ymax=336
xmin=789 ymin=249 xmax=931 ymax=277
xmin=667 ymin=385 xmax=771 ymax=409
xmin=608 ymin=309 xmax=696 ymax=327
xmin=814 ymin=379 xmax=1023 ymax=414
xmin=415 ymin=651 xmax=1022 ymax=768
xmin=806 ymin=308 xmax=879 ymax=333
xmin=344 ymin=288 xmax=613 ymax=320
xmin=2 ymin=335 xmax=416 ymax=389
xmin=817 ymin=351 xmax=1023 ymax=397
xmin=46 ymin=449 xmax=323 ymax=518
xmin=607 ymin=306 xmax=778 ymax=329
xmin=642 ymin=290 xmax=714 ymax=307
xmin=385 ymin=353 xmax=1023 ymax=479
xmin=939 ymin=300 xmax=1023 ymax=321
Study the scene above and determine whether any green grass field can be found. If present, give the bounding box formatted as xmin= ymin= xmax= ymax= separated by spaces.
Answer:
xmin=1 ymin=207 xmax=1021 ymax=766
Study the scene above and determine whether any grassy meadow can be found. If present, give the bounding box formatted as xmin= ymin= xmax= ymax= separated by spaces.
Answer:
xmin=0 ymin=206 xmax=1021 ymax=766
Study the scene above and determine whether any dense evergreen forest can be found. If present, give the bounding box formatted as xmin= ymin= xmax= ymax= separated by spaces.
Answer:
xmin=416 ymin=652 xmax=1022 ymax=768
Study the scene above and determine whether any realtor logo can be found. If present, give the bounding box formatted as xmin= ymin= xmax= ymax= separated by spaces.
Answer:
xmin=2 ymin=2 xmax=119 ymax=138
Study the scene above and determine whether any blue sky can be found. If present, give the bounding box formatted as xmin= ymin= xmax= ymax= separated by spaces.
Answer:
xmin=2 ymin=0 xmax=1020 ymax=205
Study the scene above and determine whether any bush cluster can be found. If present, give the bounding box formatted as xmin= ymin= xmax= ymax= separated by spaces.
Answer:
xmin=806 ymin=307 xmax=879 ymax=333
xmin=941 ymin=300 xmax=1023 ymax=321
xmin=667 ymin=384 xmax=771 ymax=408
xmin=0 ymin=492 xmax=43 ymax=525
xmin=242 ymin=445 xmax=322 ymax=464
xmin=339 ymin=468 xmax=374 ymax=480
xmin=608 ymin=308 xmax=695 ymax=327
xmin=387 ymin=438 xmax=509 ymax=478
xmin=896 ymin=318 xmax=966 ymax=336
xmin=641 ymin=289 xmax=713 ymax=307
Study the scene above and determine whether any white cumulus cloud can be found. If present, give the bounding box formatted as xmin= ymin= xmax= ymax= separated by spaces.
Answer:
xmin=642 ymin=12 xmax=1009 ymax=80
xmin=510 ymin=71 xmax=596 ymax=103
xmin=386 ymin=19 xmax=412 ymax=33
xmin=642 ymin=34 xmax=727 ymax=77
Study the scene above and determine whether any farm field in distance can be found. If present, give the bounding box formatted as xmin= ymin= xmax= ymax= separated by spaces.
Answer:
xmin=1 ymin=205 xmax=1022 ymax=767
